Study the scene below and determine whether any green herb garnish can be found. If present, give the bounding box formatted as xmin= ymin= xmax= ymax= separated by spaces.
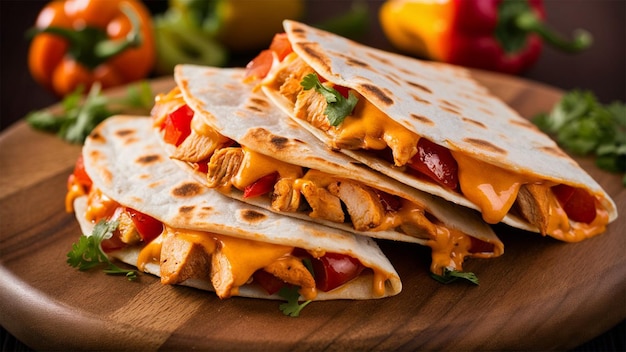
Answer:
xmin=278 ymin=286 xmax=312 ymax=317
xmin=67 ymin=219 xmax=137 ymax=280
xmin=27 ymin=80 xmax=153 ymax=144
xmin=533 ymin=90 xmax=625 ymax=185
xmin=301 ymin=73 xmax=358 ymax=126
xmin=431 ymin=268 xmax=479 ymax=285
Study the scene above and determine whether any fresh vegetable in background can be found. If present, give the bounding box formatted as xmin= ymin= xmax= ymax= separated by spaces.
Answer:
xmin=154 ymin=0 xmax=369 ymax=74
xmin=26 ymin=81 xmax=153 ymax=144
xmin=379 ymin=0 xmax=592 ymax=74
xmin=27 ymin=0 xmax=156 ymax=97
xmin=533 ymin=90 xmax=625 ymax=185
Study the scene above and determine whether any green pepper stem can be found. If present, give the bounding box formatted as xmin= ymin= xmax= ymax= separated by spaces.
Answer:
xmin=516 ymin=11 xmax=592 ymax=53
xmin=28 ymin=3 xmax=143 ymax=69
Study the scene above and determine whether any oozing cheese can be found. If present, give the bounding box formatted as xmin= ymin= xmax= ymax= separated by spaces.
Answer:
xmin=232 ymin=147 xmax=303 ymax=190
xmin=452 ymin=151 xmax=540 ymax=224
xmin=317 ymin=89 xmax=608 ymax=241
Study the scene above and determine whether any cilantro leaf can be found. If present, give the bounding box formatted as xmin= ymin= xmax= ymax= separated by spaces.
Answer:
xmin=278 ymin=286 xmax=312 ymax=317
xmin=301 ymin=73 xmax=358 ymax=126
xmin=67 ymin=219 xmax=138 ymax=281
xmin=533 ymin=90 xmax=625 ymax=185
xmin=26 ymin=81 xmax=153 ymax=144
xmin=431 ymin=268 xmax=479 ymax=285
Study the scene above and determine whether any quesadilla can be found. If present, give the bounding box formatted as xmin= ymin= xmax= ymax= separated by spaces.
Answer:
xmin=151 ymin=64 xmax=504 ymax=277
xmin=66 ymin=115 xmax=402 ymax=301
xmin=246 ymin=20 xmax=617 ymax=242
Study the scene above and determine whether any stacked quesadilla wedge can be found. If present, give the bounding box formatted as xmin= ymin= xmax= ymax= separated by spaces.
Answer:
xmin=66 ymin=115 xmax=402 ymax=301
xmin=151 ymin=64 xmax=504 ymax=277
xmin=247 ymin=20 xmax=617 ymax=242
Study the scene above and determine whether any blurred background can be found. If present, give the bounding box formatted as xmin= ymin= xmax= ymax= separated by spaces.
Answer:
xmin=1 ymin=0 xmax=624 ymax=350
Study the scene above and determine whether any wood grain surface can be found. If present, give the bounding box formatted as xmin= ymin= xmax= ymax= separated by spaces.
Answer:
xmin=0 ymin=72 xmax=623 ymax=351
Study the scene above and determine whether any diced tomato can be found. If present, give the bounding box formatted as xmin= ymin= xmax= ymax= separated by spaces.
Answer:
xmin=245 ymin=33 xmax=293 ymax=80
xmin=253 ymin=270 xmax=286 ymax=295
xmin=469 ymin=237 xmax=494 ymax=254
xmin=311 ymin=253 xmax=365 ymax=292
xmin=163 ymin=104 xmax=194 ymax=147
xmin=551 ymin=184 xmax=597 ymax=224
xmin=245 ymin=49 xmax=274 ymax=80
xmin=193 ymin=160 xmax=209 ymax=174
xmin=269 ymin=33 xmax=292 ymax=61
xmin=243 ymin=172 xmax=279 ymax=198
xmin=407 ymin=138 xmax=459 ymax=190
xmin=72 ymin=154 xmax=92 ymax=190
xmin=332 ymin=85 xmax=352 ymax=99
xmin=101 ymin=233 xmax=127 ymax=253
xmin=374 ymin=189 xmax=402 ymax=212
xmin=124 ymin=207 xmax=163 ymax=243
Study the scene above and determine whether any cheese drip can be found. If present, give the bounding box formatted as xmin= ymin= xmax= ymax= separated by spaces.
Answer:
xmin=452 ymin=151 xmax=539 ymax=224
xmin=232 ymin=147 xmax=303 ymax=190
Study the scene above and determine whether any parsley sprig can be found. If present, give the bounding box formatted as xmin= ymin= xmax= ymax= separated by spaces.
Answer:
xmin=431 ymin=268 xmax=479 ymax=285
xmin=533 ymin=90 xmax=625 ymax=185
xmin=67 ymin=219 xmax=138 ymax=280
xmin=301 ymin=73 xmax=358 ymax=126
xmin=26 ymin=81 xmax=153 ymax=144
xmin=278 ymin=286 xmax=312 ymax=317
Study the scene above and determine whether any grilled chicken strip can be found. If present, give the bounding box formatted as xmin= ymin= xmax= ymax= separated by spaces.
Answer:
xmin=160 ymin=233 xmax=211 ymax=285
xmin=263 ymin=256 xmax=315 ymax=290
xmin=328 ymin=181 xmax=386 ymax=231
xmin=515 ymin=183 xmax=552 ymax=235
xmin=271 ymin=177 xmax=302 ymax=212
xmin=206 ymin=147 xmax=244 ymax=189
xmin=299 ymin=181 xmax=345 ymax=223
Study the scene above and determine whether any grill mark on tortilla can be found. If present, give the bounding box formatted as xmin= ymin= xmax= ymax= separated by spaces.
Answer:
xmin=250 ymin=97 xmax=270 ymax=108
xmin=246 ymin=105 xmax=264 ymax=113
xmin=510 ymin=119 xmax=539 ymax=130
xmin=411 ymin=114 xmax=434 ymax=125
xmin=441 ymin=106 xmax=461 ymax=116
xmin=463 ymin=138 xmax=507 ymax=155
xmin=405 ymin=80 xmax=432 ymax=94
xmin=172 ymin=182 xmax=203 ymax=197
xmin=240 ymin=209 xmax=267 ymax=222
xmin=358 ymin=83 xmax=394 ymax=106
xmin=271 ymin=135 xmax=290 ymax=150
xmin=296 ymin=42 xmax=333 ymax=75
xmin=461 ymin=117 xmax=487 ymax=129
xmin=89 ymin=131 xmax=105 ymax=143
xmin=179 ymin=206 xmax=195 ymax=214
xmin=136 ymin=154 xmax=161 ymax=165
xmin=539 ymin=145 xmax=568 ymax=158
xmin=365 ymin=52 xmax=392 ymax=66
xmin=336 ymin=53 xmax=370 ymax=69
xmin=439 ymin=99 xmax=462 ymax=111
xmin=410 ymin=94 xmax=431 ymax=104
xmin=116 ymin=129 xmax=135 ymax=137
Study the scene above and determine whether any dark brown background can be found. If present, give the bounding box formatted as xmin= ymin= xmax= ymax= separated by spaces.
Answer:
xmin=1 ymin=0 xmax=624 ymax=350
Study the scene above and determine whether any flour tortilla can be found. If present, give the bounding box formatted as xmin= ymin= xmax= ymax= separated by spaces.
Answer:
xmin=171 ymin=64 xmax=503 ymax=259
xmin=261 ymin=20 xmax=617 ymax=236
xmin=76 ymin=115 xmax=402 ymax=300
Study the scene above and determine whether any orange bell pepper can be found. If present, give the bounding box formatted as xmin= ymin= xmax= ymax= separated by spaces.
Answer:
xmin=28 ymin=0 xmax=156 ymax=97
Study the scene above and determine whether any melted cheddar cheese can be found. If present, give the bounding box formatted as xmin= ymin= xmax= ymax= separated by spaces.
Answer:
xmin=297 ymin=83 xmax=608 ymax=241
xmin=232 ymin=147 xmax=303 ymax=190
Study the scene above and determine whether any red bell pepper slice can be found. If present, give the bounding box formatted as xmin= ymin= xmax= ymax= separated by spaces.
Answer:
xmin=124 ymin=207 xmax=163 ymax=243
xmin=407 ymin=138 xmax=459 ymax=190
xmin=312 ymin=253 xmax=365 ymax=292
xmin=243 ymin=172 xmax=279 ymax=198
xmin=552 ymin=184 xmax=597 ymax=224
xmin=163 ymin=104 xmax=194 ymax=147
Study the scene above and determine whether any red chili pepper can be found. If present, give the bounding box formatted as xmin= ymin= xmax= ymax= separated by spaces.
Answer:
xmin=380 ymin=0 xmax=592 ymax=74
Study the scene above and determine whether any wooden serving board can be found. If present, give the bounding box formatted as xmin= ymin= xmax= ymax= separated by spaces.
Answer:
xmin=0 ymin=72 xmax=623 ymax=351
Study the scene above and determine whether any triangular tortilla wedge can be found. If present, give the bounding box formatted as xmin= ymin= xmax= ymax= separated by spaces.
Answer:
xmin=151 ymin=64 xmax=504 ymax=276
xmin=70 ymin=115 xmax=402 ymax=301
xmin=254 ymin=20 xmax=617 ymax=243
